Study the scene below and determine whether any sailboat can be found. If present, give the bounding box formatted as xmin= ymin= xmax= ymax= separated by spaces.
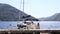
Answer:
xmin=17 ymin=0 xmax=40 ymax=29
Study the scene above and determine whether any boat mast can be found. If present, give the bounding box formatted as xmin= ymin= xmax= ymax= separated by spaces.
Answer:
xmin=22 ymin=0 xmax=25 ymax=21
xmin=19 ymin=0 xmax=24 ymax=21
xmin=23 ymin=0 xmax=24 ymax=12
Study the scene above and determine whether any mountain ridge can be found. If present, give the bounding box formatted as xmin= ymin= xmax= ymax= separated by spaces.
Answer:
xmin=0 ymin=3 xmax=38 ymax=21
xmin=39 ymin=13 xmax=60 ymax=21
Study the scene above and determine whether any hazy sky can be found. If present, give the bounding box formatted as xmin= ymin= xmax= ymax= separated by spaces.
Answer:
xmin=0 ymin=0 xmax=60 ymax=18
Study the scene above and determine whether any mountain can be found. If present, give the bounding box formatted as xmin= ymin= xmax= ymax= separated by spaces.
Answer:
xmin=39 ymin=13 xmax=60 ymax=21
xmin=0 ymin=3 xmax=38 ymax=21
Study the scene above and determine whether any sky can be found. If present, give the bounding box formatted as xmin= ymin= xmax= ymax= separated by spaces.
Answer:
xmin=0 ymin=0 xmax=60 ymax=18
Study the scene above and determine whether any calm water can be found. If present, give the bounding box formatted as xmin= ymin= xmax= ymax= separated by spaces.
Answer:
xmin=0 ymin=21 xmax=60 ymax=29
xmin=0 ymin=21 xmax=18 ymax=29
xmin=40 ymin=21 xmax=60 ymax=29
